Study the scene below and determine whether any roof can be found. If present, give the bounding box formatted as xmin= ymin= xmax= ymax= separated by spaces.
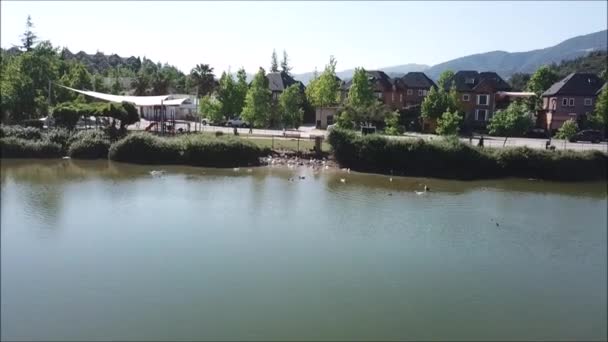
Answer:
xmin=446 ymin=71 xmax=511 ymax=92
xmin=542 ymin=73 xmax=603 ymax=97
xmin=266 ymin=71 xmax=305 ymax=92
xmin=400 ymin=72 xmax=436 ymax=89
xmin=595 ymin=82 xmax=606 ymax=96
xmin=342 ymin=70 xmax=396 ymax=92
xmin=58 ymin=85 xmax=189 ymax=106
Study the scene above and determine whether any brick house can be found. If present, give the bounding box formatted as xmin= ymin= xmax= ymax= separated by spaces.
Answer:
xmin=540 ymin=73 xmax=604 ymax=131
xmin=399 ymin=72 xmax=436 ymax=108
xmin=444 ymin=71 xmax=512 ymax=129
xmin=342 ymin=70 xmax=406 ymax=110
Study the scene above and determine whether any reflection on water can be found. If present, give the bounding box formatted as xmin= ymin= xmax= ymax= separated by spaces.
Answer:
xmin=1 ymin=159 xmax=607 ymax=341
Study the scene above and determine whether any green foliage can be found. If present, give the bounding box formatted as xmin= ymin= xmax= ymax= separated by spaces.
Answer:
xmin=591 ymin=85 xmax=607 ymax=128
xmin=110 ymin=77 xmax=122 ymax=95
xmin=21 ymin=15 xmax=37 ymax=52
xmin=199 ymin=95 xmax=223 ymax=123
xmin=234 ymin=68 xmax=249 ymax=115
xmin=190 ymin=64 xmax=215 ymax=96
xmin=306 ymin=56 xmax=341 ymax=109
xmin=1 ymin=137 xmax=62 ymax=158
xmin=279 ymin=84 xmax=304 ymax=128
xmin=43 ymin=128 xmax=72 ymax=153
xmin=242 ymin=68 xmax=271 ymax=127
xmin=328 ymin=128 xmax=607 ymax=181
xmin=508 ymin=73 xmax=531 ymax=91
xmin=347 ymin=67 xmax=374 ymax=108
xmin=270 ymin=49 xmax=279 ymax=73
xmin=0 ymin=125 xmax=43 ymax=140
xmin=436 ymin=110 xmax=462 ymax=136
xmin=550 ymin=50 xmax=607 ymax=79
xmin=437 ymin=70 xmax=455 ymax=89
xmin=217 ymin=72 xmax=241 ymax=117
xmin=421 ymin=81 xmax=460 ymax=120
xmin=281 ymin=50 xmax=292 ymax=75
xmin=131 ymin=71 xmax=149 ymax=96
xmin=555 ymin=119 xmax=578 ymax=140
xmin=526 ymin=65 xmax=559 ymax=109
xmin=51 ymin=102 xmax=88 ymax=129
xmin=384 ymin=110 xmax=402 ymax=135
xmin=488 ymin=101 xmax=533 ymax=138
xmin=108 ymin=133 xmax=182 ymax=164
xmin=68 ymin=133 xmax=110 ymax=159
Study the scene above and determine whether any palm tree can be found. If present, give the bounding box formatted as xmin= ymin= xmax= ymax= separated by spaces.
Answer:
xmin=190 ymin=64 xmax=215 ymax=96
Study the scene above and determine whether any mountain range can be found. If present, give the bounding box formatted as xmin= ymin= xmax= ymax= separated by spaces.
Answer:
xmin=293 ymin=29 xmax=607 ymax=83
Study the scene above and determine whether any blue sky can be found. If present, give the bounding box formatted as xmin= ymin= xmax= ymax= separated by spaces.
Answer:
xmin=1 ymin=1 xmax=606 ymax=74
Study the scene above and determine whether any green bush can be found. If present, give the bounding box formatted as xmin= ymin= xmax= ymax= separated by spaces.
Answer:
xmin=43 ymin=128 xmax=72 ymax=154
xmin=328 ymin=128 xmax=607 ymax=181
xmin=21 ymin=119 xmax=44 ymax=129
xmin=0 ymin=137 xmax=62 ymax=158
xmin=108 ymin=133 xmax=182 ymax=164
xmin=68 ymin=135 xmax=110 ymax=159
xmin=181 ymin=135 xmax=263 ymax=167
xmin=215 ymin=131 xmax=224 ymax=137
xmin=0 ymin=125 xmax=43 ymax=140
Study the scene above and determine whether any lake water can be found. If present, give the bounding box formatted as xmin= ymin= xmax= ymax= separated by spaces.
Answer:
xmin=1 ymin=159 xmax=606 ymax=341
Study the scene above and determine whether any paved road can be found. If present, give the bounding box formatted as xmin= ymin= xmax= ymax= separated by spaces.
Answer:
xmin=128 ymin=119 xmax=607 ymax=152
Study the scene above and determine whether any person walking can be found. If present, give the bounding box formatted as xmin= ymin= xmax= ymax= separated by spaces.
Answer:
xmin=249 ymin=123 xmax=253 ymax=134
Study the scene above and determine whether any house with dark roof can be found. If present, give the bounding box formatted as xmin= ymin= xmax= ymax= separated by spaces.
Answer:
xmin=541 ymin=72 xmax=603 ymax=131
xmin=399 ymin=72 xmax=436 ymax=108
xmin=443 ymin=71 xmax=512 ymax=128
xmin=341 ymin=70 xmax=406 ymax=110
xmin=265 ymin=71 xmax=305 ymax=100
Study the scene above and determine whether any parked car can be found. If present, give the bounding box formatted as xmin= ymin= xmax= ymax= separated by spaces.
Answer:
xmin=201 ymin=118 xmax=225 ymax=126
xmin=569 ymin=129 xmax=603 ymax=143
xmin=226 ymin=117 xmax=248 ymax=127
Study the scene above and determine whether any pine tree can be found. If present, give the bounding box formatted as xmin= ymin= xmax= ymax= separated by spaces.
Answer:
xmin=270 ymin=50 xmax=279 ymax=73
xmin=20 ymin=15 xmax=37 ymax=51
xmin=281 ymin=50 xmax=292 ymax=75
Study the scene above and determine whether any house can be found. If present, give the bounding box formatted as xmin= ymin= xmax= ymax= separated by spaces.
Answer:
xmin=541 ymin=73 xmax=604 ymax=131
xmin=342 ymin=70 xmax=406 ymax=110
xmin=315 ymin=106 xmax=340 ymax=129
xmin=400 ymin=72 xmax=436 ymax=108
xmin=444 ymin=71 xmax=512 ymax=128
xmin=266 ymin=71 xmax=305 ymax=100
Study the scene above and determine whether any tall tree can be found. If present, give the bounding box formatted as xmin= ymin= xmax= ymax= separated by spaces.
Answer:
xmin=242 ymin=67 xmax=271 ymax=127
xmin=509 ymin=73 xmax=531 ymax=91
xmin=279 ymin=83 xmax=304 ymax=128
xmin=591 ymin=85 xmax=607 ymax=129
xmin=110 ymin=77 xmax=123 ymax=95
xmin=281 ymin=50 xmax=292 ymax=75
xmin=190 ymin=64 xmax=215 ymax=96
xmin=217 ymin=71 xmax=238 ymax=117
xmin=306 ymin=56 xmax=340 ymax=109
xmin=526 ymin=65 xmax=559 ymax=109
xmin=92 ymin=74 xmax=107 ymax=93
xmin=131 ymin=71 xmax=149 ymax=96
xmin=270 ymin=49 xmax=279 ymax=73
xmin=20 ymin=15 xmax=37 ymax=52
xmin=234 ymin=68 xmax=248 ymax=115
xmin=347 ymin=67 xmax=374 ymax=108
xmin=436 ymin=110 xmax=462 ymax=136
xmin=199 ymin=95 xmax=223 ymax=123
xmin=437 ymin=70 xmax=455 ymax=89
xmin=421 ymin=73 xmax=460 ymax=121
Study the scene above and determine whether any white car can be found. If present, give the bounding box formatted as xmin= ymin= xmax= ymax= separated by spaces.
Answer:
xmin=226 ymin=118 xmax=248 ymax=127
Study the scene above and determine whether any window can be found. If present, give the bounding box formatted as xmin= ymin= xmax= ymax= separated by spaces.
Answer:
xmin=462 ymin=94 xmax=470 ymax=102
xmin=423 ymin=90 xmax=428 ymax=96
xmin=407 ymin=89 xmax=413 ymax=95
xmin=568 ymin=98 xmax=575 ymax=107
xmin=475 ymin=109 xmax=488 ymax=121
xmin=376 ymin=92 xmax=383 ymax=99
xmin=392 ymin=92 xmax=395 ymax=102
xmin=399 ymin=94 xmax=403 ymax=102
xmin=418 ymin=89 xmax=424 ymax=96
xmin=477 ymin=94 xmax=489 ymax=105
xmin=465 ymin=78 xmax=475 ymax=85
xmin=551 ymin=99 xmax=557 ymax=110
xmin=584 ymin=98 xmax=592 ymax=106
xmin=562 ymin=98 xmax=568 ymax=107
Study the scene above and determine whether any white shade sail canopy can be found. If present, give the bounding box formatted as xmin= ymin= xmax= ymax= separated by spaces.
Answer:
xmin=58 ymin=85 xmax=189 ymax=106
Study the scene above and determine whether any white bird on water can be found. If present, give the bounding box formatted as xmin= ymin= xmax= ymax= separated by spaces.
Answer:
xmin=389 ymin=177 xmax=393 ymax=182
xmin=233 ymin=167 xmax=240 ymax=172
xmin=340 ymin=178 xmax=346 ymax=183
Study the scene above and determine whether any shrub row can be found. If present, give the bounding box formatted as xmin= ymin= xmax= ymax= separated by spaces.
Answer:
xmin=0 ymin=137 xmax=63 ymax=159
xmin=108 ymin=133 xmax=267 ymax=167
xmin=328 ymin=128 xmax=607 ymax=181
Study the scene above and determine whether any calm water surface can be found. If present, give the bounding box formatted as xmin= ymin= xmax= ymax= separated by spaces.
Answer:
xmin=1 ymin=159 xmax=607 ymax=341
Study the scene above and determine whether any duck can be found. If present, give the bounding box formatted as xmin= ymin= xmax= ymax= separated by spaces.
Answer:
xmin=389 ymin=177 xmax=393 ymax=182
xmin=246 ymin=168 xmax=253 ymax=173
xmin=233 ymin=167 xmax=240 ymax=172
xmin=299 ymin=176 xmax=306 ymax=180
xmin=340 ymin=178 xmax=346 ymax=183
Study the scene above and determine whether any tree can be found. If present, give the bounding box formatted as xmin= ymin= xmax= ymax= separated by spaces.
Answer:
xmin=347 ymin=67 xmax=374 ymax=108
xmin=190 ymin=64 xmax=215 ymax=96
xmin=487 ymin=101 xmax=534 ymax=146
xmin=131 ymin=71 xmax=149 ymax=96
xmin=92 ymin=74 xmax=107 ymax=93
xmin=199 ymin=95 xmax=223 ymax=124
xmin=234 ymin=68 xmax=248 ymax=115
xmin=150 ymin=70 xmax=169 ymax=95
xmin=270 ymin=49 xmax=279 ymax=73
xmin=110 ymin=77 xmax=122 ymax=95
xmin=436 ymin=110 xmax=462 ymax=136
xmin=242 ymin=67 xmax=271 ymax=127
xmin=437 ymin=70 xmax=455 ymax=89
xmin=281 ymin=50 xmax=292 ymax=75
xmin=421 ymin=80 xmax=460 ymax=120
xmin=217 ymin=71 xmax=239 ymax=117
xmin=526 ymin=65 xmax=559 ymax=109
xmin=555 ymin=119 xmax=578 ymax=147
xmin=20 ymin=15 xmax=37 ymax=52
xmin=306 ymin=56 xmax=341 ymax=122
xmin=591 ymin=85 xmax=607 ymax=129
xmin=384 ymin=110 xmax=401 ymax=135
xmin=279 ymin=84 xmax=304 ymax=128
xmin=509 ymin=73 xmax=531 ymax=91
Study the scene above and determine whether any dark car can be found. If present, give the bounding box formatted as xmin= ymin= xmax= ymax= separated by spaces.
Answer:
xmin=569 ymin=130 xmax=603 ymax=143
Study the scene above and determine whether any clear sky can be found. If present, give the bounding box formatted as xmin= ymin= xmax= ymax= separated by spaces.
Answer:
xmin=1 ymin=1 xmax=606 ymax=75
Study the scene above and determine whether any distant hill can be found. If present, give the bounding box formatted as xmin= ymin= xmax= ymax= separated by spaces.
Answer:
xmin=424 ymin=30 xmax=607 ymax=80
xmin=293 ymin=64 xmax=429 ymax=84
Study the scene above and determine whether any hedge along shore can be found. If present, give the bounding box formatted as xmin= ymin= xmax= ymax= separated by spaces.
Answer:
xmin=328 ymin=128 xmax=608 ymax=181
xmin=1 ymin=126 xmax=269 ymax=167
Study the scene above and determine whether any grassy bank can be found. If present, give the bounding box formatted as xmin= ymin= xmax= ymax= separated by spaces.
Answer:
xmin=328 ymin=128 xmax=608 ymax=181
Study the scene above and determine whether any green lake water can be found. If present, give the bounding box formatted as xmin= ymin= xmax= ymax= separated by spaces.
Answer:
xmin=1 ymin=159 xmax=606 ymax=341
